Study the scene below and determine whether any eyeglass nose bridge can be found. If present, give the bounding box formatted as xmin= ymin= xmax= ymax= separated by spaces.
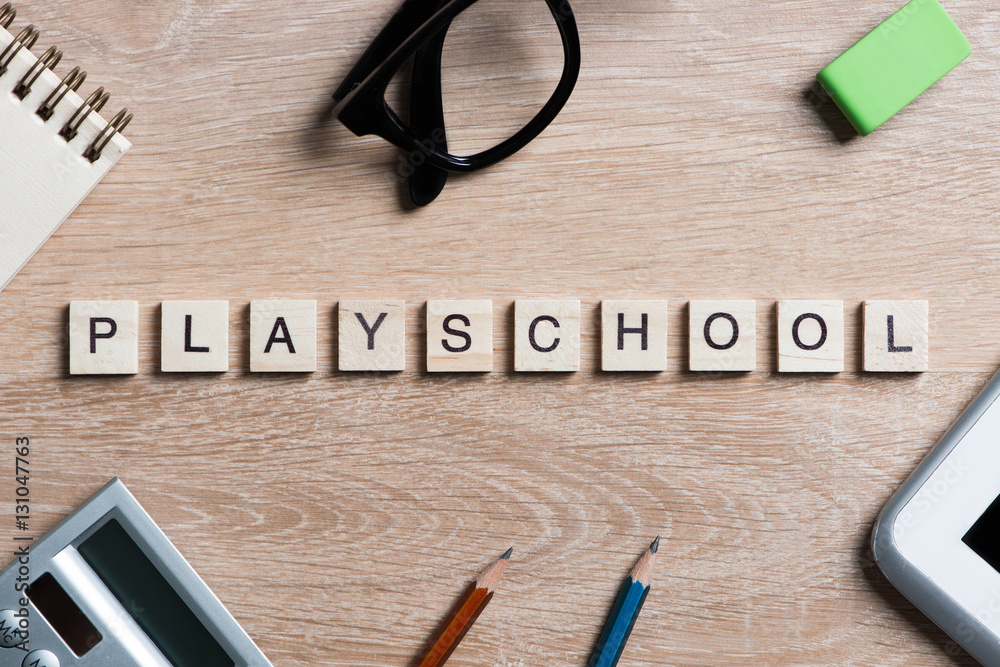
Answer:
xmin=336 ymin=85 xmax=392 ymax=138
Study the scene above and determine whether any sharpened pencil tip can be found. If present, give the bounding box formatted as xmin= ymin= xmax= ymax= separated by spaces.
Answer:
xmin=650 ymin=536 xmax=660 ymax=554
xmin=501 ymin=547 xmax=513 ymax=560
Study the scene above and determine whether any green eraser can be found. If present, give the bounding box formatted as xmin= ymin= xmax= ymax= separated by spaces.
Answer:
xmin=817 ymin=0 xmax=971 ymax=135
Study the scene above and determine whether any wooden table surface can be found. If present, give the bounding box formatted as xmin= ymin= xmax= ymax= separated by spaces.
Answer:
xmin=2 ymin=0 xmax=999 ymax=665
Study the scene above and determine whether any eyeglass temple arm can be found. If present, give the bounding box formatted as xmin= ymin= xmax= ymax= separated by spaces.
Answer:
xmin=407 ymin=13 xmax=451 ymax=206
xmin=333 ymin=0 xmax=445 ymax=103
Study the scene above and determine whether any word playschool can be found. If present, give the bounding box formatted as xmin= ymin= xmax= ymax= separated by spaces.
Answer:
xmin=67 ymin=299 xmax=929 ymax=375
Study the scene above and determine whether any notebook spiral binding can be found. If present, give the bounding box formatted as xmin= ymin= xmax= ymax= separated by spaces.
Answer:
xmin=0 ymin=2 xmax=131 ymax=162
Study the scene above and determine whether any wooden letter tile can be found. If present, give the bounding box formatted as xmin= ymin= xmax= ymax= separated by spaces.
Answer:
xmin=250 ymin=300 xmax=317 ymax=372
xmin=69 ymin=301 xmax=139 ymax=375
xmin=601 ymin=300 xmax=668 ymax=372
xmin=427 ymin=300 xmax=493 ymax=372
xmin=161 ymin=301 xmax=229 ymax=373
xmin=777 ymin=300 xmax=844 ymax=373
xmin=514 ymin=300 xmax=581 ymax=372
xmin=689 ymin=300 xmax=756 ymax=372
xmin=339 ymin=300 xmax=406 ymax=371
xmin=864 ymin=300 xmax=929 ymax=372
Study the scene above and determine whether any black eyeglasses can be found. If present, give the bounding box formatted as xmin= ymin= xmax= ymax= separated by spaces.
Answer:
xmin=333 ymin=0 xmax=581 ymax=206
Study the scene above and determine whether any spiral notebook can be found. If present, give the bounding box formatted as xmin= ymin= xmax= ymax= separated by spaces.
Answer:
xmin=0 ymin=4 xmax=131 ymax=292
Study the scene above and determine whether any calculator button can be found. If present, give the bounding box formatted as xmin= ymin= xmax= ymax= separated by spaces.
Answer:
xmin=21 ymin=650 xmax=58 ymax=667
xmin=0 ymin=609 xmax=23 ymax=648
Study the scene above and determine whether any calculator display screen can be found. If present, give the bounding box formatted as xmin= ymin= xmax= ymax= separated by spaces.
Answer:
xmin=26 ymin=572 xmax=102 ymax=655
xmin=963 ymin=492 xmax=1000 ymax=574
xmin=78 ymin=519 xmax=235 ymax=667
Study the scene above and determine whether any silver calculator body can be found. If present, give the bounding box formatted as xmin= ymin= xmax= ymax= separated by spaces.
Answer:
xmin=0 ymin=478 xmax=271 ymax=667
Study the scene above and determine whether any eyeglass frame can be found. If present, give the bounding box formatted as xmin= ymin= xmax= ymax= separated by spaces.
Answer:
xmin=333 ymin=0 xmax=582 ymax=174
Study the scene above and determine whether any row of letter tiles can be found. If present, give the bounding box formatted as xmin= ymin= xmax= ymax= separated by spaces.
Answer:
xmin=67 ymin=299 xmax=930 ymax=375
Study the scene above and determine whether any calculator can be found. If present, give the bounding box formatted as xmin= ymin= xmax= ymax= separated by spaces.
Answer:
xmin=0 ymin=478 xmax=271 ymax=667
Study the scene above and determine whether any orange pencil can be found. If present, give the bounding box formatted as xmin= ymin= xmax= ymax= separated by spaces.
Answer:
xmin=411 ymin=547 xmax=513 ymax=667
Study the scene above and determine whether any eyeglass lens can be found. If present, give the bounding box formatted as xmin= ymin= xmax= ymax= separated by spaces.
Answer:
xmin=384 ymin=0 xmax=566 ymax=159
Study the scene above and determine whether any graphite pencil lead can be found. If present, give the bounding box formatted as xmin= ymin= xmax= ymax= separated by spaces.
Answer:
xmin=650 ymin=536 xmax=660 ymax=554
xmin=501 ymin=547 xmax=513 ymax=560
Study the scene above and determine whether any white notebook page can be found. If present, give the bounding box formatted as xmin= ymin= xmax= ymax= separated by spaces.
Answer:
xmin=0 ymin=24 xmax=131 ymax=291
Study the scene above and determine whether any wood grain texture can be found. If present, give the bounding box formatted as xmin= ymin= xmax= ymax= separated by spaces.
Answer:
xmin=0 ymin=0 xmax=998 ymax=665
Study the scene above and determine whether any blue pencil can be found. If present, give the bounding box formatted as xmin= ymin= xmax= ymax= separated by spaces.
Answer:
xmin=588 ymin=536 xmax=660 ymax=667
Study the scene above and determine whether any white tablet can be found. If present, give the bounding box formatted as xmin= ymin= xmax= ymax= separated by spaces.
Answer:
xmin=874 ymin=369 xmax=1000 ymax=665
